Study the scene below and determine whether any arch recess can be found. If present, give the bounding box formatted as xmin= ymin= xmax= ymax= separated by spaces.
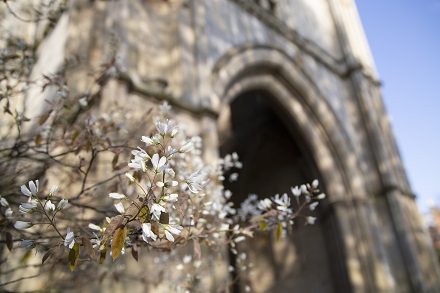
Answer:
xmin=212 ymin=45 xmax=365 ymax=203
xmin=211 ymin=45 xmax=400 ymax=292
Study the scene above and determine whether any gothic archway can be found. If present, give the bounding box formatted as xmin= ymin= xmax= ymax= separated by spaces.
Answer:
xmin=221 ymin=89 xmax=338 ymax=292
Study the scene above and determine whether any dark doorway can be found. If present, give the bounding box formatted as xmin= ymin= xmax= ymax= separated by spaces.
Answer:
xmin=221 ymin=90 xmax=341 ymax=293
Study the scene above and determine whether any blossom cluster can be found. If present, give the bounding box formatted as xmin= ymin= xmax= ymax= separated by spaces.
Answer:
xmin=3 ymin=103 xmax=326 ymax=292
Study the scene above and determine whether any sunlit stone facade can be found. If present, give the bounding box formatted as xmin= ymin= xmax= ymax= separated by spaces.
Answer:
xmin=3 ymin=0 xmax=440 ymax=292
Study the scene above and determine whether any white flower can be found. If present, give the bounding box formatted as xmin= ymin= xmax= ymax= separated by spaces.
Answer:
xmin=156 ymin=180 xmax=178 ymax=188
xmin=57 ymin=199 xmax=69 ymax=211
xmin=150 ymin=203 xmax=165 ymax=220
xmin=309 ymin=202 xmax=319 ymax=211
xmin=185 ymin=170 xmax=205 ymax=193
xmin=316 ymin=193 xmax=326 ymax=200
xmin=170 ymin=127 xmax=179 ymax=138
xmin=45 ymin=200 xmax=56 ymax=213
xmin=300 ymin=184 xmax=308 ymax=194
xmin=125 ymin=172 xmax=136 ymax=182
xmin=14 ymin=221 xmax=33 ymax=230
xmin=229 ymin=173 xmax=239 ymax=182
xmin=178 ymin=141 xmax=193 ymax=153
xmin=20 ymin=180 xmax=39 ymax=197
xmin=79 ymin=97 xmax=88 ymax=107
xmin=159 ymin=101 xmax=172 ymax=113
xmin=64 ymin=227 xmax=75 ymax=249
xmin=48 ymin=185 xmax=59 ymax=197
xmin=142 ymin=223 xmax=157 ymax=242
xmin=257 ymin=198 xmax=272 ymax=211
xmin=312 ymin=179 xmax=319 ymax=188
xmin=234 ymin=236 xmax=246 ymax=243
xmin=306 ymin=216 xmax=317 ymax=225
xmin=163 ymin=224 xmax=182 ymax=242
xmin=109 ymin=193 xmax=126 ymax=199
xmin=88 ymin=223 xmax=103 ymax=231
xmin=155 ymin=119 xmax=175 ymax=136
xmin=18 ymin=239 xmax=35 ymax=250
xmin=141 ymin=136 xmax=154 ymax=145
xmin=0 ymin=196 xmax=9 ymax=207
xmin=273 ymin=193 xmax=291 ymax=211
xmin=151 ymin=154 xmax=167 ymax=173
xmin=5 ymin=208 xmax=13 ymax=218
xmin=291 ymin=186 xmax=301 ymax=197
xmin=19 ymin=201 xmax=37 ymax=214
xmin=162 ymin=193 xmax=178 ymax=202
xmin=114 ymin=202 xmax=125 ymax=214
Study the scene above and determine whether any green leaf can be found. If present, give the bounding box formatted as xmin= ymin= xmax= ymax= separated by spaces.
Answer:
xmin=259 ymin=221 xmax=267 ymax=232
xmin=138 ymin=206 xmax=149 ymax=223
xmin=275 ymin=222 xmax=283 ymax=242
xmin=111 ymin=225 xmax=126 ymax=261
xmin=68 ymin=243 xmax=80 ymax=271
xmin=21 ymin=250 xmax=32 ymax=263
xmin=99 ymin=246 xmax=107 ymax=264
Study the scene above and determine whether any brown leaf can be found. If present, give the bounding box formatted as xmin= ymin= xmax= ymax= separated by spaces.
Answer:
xmin=5 ymin=231 xmax=13 ymax=251
xmin=68 ymin=243 xmax=80 ymax=271
xmin=42 ymin=246 xmax=58 ymax=264
xmin=112 ymin=153 xmax=119 ymax=170
xmin=102 ymin=215 xmax=124 ymax=243
xmin=82 ymin=237 xmax=97 ymax=262
xmin=131 ymin=242 xmax=138 ymax=262
xmin=112 ymin=162 xmax=127 ymax=171
xmin=35 ymin=134 xmax=42 ymax=147
xmin=193 ymin=239 xmax=201 ymax=259
xmin=39 ymin=109 xmax=52 ymax=125
xmin=159 ymin=212 xmax=169 ymax=225
xmin=111 ymin=225 xmax=127 ymax=261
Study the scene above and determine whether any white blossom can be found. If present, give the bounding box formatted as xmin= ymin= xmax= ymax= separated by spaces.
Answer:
xmin=151 ymin=154 xmax=167 ymax=174
xmin=178 ymin=141 xmax=193 ymax=153
xmin=114 ymin=202 xmax=125 ymax=214
xmin=306 ymin=216 xmax=317 ymax=225
xmin=14 ymin=221 xmax=33 ymax=230
xmin=19 ymin=201 xmax=37 ymax=214
xmin=163 ymin=224 xmax=182 ymax=242
xmin=109 ymin=193 xmax=126 ymax=199
xmin=291 ymin=186 xmax=301 ymax=197
xmin=18 ymin=239 xmax=35 ymax=250
xmin=79 ymin=97 xmax=88 ymax=107
xmin=64 ymin=227 xmax=75 ymax=249
xmin=151 ymin=203 xmax=165 ymax=220
xmin=57 ymin=199 xmax=69 ymax=211
xmin=45 ymin=200 xmax=56 ymax=213
xmin=309 ymin=201 xmax=319 ymax=211
xmin=185 ymin=170 xmax=205 ymax=193
xmin=257 ymin=198 xmax=272 ymax=211
xmin=142 ymin=223 xmax=157 ymax=242
xmin=0 ymin=196 xmax=9 ymax=207
xmin=20 ymin=180 xmax=39 ymax=197
xmin=48 ymin=185 xmax=59 ymax=197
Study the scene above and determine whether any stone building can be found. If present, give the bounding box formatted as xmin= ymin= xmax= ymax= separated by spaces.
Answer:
xmin=3 ymin=0 xmax=440 ymax=292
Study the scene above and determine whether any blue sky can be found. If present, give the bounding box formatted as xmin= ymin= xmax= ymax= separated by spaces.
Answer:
xmin=355 ymin=0 xmax=440 ymax=214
